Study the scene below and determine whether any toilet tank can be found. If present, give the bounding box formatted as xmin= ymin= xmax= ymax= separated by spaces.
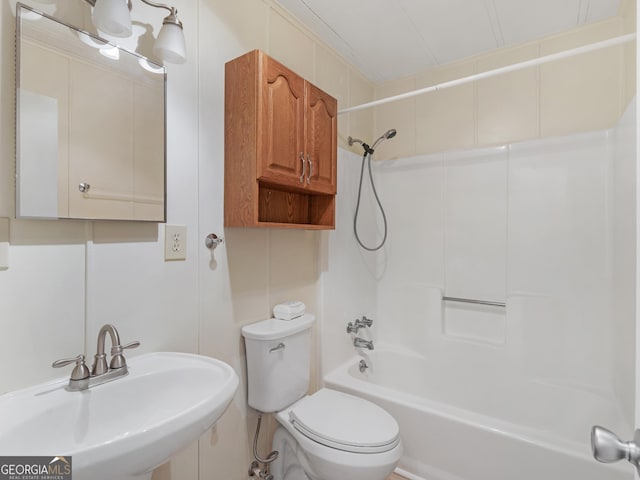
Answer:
xmin=241 ymin=314 xmax=315 ymax=412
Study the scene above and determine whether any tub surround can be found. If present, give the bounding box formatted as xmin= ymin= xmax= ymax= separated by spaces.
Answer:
xmin=323 ymin=99 xmax=636 ymax=479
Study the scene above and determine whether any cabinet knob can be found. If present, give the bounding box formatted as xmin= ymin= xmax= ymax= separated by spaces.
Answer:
xmin=299 ymin=152 xmax=306 ymax=184
xmin=307 ymin=154 xmax=313 ymax=185
xmin=78 ymin=182 xmax=91 ymax=193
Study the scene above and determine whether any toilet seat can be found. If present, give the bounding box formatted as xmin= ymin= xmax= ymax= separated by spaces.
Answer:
xmin=287 ymin=388 xmax=400 ymax=454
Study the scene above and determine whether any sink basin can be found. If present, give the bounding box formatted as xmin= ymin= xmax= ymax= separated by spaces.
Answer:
xmin=0 ymin=352 xmax=239 ymax=480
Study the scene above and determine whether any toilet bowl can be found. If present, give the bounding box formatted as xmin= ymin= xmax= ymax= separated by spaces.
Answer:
xmin=241 ymin=314 xmax=402 ymax=480
xmin=271 ymin=388 xmax=402 ymax=480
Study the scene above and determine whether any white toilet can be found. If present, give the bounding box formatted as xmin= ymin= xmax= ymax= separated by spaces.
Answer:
xmin=241 ymin=314 xmax=402 ymax=480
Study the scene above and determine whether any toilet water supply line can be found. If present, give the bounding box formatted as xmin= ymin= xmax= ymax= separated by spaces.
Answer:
xmin=249 ymin=413 xmax=278 ymax=480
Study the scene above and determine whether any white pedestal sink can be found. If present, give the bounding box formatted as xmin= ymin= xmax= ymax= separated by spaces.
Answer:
xmin=0 ymin=352 xmax=239 ymax=480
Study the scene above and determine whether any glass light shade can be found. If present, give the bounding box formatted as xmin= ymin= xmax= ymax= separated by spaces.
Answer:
xmin=153 ymin=22 xmax=186 ymax=64
xmin=92 ymin=0 xmax=132 ymax=38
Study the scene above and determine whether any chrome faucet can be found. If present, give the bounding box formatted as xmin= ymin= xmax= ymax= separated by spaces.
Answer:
xmin=92 ymin=324 xmax=139 ymax=375
xmin=346 ymin=315 xmax=374 ymax=334
xmin=53 ymin=324 xmax=140 ymax=391
xmin=353 ymin=337 xmax=374 ymax=350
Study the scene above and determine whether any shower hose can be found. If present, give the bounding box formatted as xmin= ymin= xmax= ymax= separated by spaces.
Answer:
xmin=353 ymin=150 xmax=388 ymax=251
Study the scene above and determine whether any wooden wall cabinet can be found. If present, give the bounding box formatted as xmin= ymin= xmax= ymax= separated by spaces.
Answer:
xmin=224 ymin=50 xmax=337 ymax=229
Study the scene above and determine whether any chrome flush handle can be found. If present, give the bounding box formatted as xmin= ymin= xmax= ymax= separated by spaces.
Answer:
xmin=269 ymin=342 xmax=286 ymax=353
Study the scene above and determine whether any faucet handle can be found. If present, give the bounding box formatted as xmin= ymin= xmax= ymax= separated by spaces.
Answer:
xmin=52 ymin=354 xmax=90 ymax=381
xmin=110 ymin=340 xmax=140 ymax=369
xmin=346 ymin=321 xmax=361 ymax=334
xmin=360 ymin=316 xmax=373 ymax=327
xmin=112 ymin=341 xmax=141 ymax=353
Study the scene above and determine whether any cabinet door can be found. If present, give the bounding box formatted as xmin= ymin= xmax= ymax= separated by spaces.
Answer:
xmin=257 ymin=55 xmax=306 ymax=188
xmin=305 ymin=82 xmax=337 ymax=194
xmin=68 ymin=59 xmax=134 ymax=219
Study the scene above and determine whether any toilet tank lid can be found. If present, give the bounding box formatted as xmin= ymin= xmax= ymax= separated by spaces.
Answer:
xmin=241 ymin=314 xmax=315 ymax=340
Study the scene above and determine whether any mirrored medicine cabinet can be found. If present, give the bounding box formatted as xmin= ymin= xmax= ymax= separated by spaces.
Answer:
xmin=16 ymin=3 xmax=167 ymax=221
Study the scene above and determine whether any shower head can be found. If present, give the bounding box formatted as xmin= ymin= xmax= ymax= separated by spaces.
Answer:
xmin=371 ymin=128 xmax=397 ymax=150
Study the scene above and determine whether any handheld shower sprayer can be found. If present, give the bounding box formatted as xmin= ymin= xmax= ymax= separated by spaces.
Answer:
xmin=350 ymin=128 xmax=397 ymax=251
xmin=381 ymin=128 xmax=397 ymax=140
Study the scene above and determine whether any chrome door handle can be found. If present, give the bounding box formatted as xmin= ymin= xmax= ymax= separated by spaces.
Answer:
xmin=299 ymin=152 xmax=306 ymax=184
xmin=591 ymin=425 xmax=640 ymax=474
xmin=306 ymin=154 xmax=313 ymax=184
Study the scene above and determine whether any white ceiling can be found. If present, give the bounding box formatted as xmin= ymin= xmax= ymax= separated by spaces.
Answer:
xmin=274 ymin=0 xmax=622 ymax=84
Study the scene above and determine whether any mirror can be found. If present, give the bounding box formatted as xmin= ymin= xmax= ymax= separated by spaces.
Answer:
xmin=16 ymin=3 xmax=166 ymax=221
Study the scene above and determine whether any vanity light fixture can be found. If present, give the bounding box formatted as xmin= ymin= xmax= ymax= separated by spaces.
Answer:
xmin=84 ymin=0 xmax=186 ymax=63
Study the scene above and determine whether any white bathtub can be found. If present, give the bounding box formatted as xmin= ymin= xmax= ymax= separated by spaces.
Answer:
xmin=324 ymin=347 xmax=630 ymax=480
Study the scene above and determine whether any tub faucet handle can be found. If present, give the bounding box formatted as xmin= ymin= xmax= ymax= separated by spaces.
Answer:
xmin=346 ymin=321 xmax=361 ymax=334
xmin=347 ymin=316 xmax=373 ymax=334
xmin=360 ymin=316 xmax=373 ymax=327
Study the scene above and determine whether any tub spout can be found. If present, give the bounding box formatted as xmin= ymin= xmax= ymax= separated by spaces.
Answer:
xmin=354 ymin=337 xmax=374 ymax=350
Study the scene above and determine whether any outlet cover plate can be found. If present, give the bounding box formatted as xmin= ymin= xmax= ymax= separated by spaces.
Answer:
xmin=164 ymin=225 xmax=187 ymax=261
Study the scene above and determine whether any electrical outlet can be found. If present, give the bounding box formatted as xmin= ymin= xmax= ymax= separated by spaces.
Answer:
xmin=164 ymin=225 xmax=187 ymax=261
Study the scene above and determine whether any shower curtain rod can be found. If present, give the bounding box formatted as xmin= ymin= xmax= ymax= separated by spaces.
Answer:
xmin=338 ymin=33 xmax=637 ymax=115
